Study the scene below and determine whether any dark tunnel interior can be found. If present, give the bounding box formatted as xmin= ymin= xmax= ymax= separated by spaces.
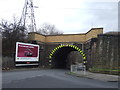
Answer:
xmin=52 ymin=47 xmax=76 ymax=69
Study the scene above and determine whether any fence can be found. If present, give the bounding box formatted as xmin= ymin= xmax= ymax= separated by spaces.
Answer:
xmin=70 ymin=64 xmax=86 ymax=75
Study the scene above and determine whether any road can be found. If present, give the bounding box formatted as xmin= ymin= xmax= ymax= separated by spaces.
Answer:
xmin=2 ymin=69 xmax=118 ymax=88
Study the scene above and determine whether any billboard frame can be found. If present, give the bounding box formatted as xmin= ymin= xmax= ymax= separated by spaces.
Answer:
xmin=15 ymin=42 xmax=39 ymax=66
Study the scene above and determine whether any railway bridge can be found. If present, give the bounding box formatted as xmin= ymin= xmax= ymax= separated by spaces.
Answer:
xmin=28 ymin=28 xmax=103 ymax=69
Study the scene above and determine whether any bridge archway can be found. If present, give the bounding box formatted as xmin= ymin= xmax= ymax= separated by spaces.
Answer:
xmin=49 ymin=45 xmax=87 ymax=69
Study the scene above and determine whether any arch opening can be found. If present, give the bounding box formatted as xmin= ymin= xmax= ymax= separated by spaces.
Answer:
xmin=52 ymin=47 xmax=76 ymax=69
xmin=49 ymin=45 xmax=87 ymax=69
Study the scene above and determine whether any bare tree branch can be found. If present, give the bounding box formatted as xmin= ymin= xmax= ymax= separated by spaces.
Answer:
xmin=0 ymin=18 xmax=27 ymax=56
xmin=37 ymin=23 xmax=63 ymax=35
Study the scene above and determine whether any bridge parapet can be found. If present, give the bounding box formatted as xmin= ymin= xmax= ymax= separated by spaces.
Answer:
xmin=28 ymin=28 xmax=103 ymax=43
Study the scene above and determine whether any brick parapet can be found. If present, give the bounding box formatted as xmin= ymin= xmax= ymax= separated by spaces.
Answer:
xmin=28 ymin=28 xmax=103 ymax=43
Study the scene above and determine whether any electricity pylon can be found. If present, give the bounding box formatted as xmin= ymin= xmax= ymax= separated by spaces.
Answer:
xmin=19 ymin=0 xmax=37 ymax=32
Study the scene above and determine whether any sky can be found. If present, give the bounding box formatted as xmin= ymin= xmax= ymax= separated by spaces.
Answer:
xmin=0 ymin=0 xmax=119 ymax=34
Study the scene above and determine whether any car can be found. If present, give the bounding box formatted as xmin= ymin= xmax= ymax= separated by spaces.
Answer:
xmin=24 ymin=49 xmax=33 ymax=56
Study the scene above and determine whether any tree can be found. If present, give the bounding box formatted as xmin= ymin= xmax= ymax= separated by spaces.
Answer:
xmin=37 ymin=23 xmax=63 ymax=35
xmin=0 ymin=19 xmax=27 ymax=56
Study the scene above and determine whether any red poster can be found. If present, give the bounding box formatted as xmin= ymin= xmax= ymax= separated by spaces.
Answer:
xmin=16 ymin=42 xmax=39 ymax=62
xmin=17 ymin=44 xmax=38 ymax=57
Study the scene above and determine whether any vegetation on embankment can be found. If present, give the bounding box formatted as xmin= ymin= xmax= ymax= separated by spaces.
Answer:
xmin=89 ymin=67 xmax=120 ymax=76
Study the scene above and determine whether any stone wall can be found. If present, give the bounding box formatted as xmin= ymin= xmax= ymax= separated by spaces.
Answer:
xmin=96 ymin=34 xmax=119 ymax=69
xmin=84 ymin=38 xmax=98 ymax=69
xmin=85 ymin=33 xmax=119 ymax=70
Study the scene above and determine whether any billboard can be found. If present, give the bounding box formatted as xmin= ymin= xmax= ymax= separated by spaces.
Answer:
xmin=15 ymin=42 xmax=39 ymax=62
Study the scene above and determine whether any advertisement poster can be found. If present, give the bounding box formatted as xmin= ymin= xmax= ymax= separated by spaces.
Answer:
xmin=15 ymin=42 xmax=39 ymax=62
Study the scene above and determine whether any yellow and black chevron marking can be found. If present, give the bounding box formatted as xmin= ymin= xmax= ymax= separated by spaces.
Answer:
xmin=49 ymin=45 xmax=87 ymax=65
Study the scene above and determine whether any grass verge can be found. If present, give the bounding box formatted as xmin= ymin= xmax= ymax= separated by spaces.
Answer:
xmin=89 ymin=67 xmax=120 ymax=75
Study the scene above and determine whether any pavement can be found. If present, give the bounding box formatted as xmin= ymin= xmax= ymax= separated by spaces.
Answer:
xmin=67 ymin=70 xmax=119 ymax=82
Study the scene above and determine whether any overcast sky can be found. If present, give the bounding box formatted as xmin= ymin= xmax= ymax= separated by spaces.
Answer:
xmin=0 ymin=0 xmax=119 ymax=34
